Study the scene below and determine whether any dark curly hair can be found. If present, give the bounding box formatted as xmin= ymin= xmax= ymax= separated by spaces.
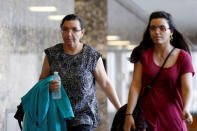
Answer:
xmin=60 ymin=14 xmax=84 ymax=30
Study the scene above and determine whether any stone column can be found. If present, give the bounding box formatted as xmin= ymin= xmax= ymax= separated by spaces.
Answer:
xmin=75 ymin=0 xmax=108 ymax=131
xmin=75 ymin=0 xmax=107 ymax=58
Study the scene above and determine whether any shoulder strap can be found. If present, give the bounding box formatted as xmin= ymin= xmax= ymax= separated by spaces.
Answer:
xmin=150 ymin=47 xmax=175 ymax=87
xmin=141 ymin=47 xmax=175 ymax=97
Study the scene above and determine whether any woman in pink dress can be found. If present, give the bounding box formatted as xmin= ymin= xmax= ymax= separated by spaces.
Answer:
xmin=123 ymin=11 xmax=195 ymax=131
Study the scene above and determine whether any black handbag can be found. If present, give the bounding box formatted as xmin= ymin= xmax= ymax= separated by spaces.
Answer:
xmin=111 ymin=48 xmax=175 ymax=131
xmin=14 ymin=103 xmax=24 ymax=130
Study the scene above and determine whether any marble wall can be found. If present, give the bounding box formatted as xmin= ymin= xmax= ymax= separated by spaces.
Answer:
xmin=75 ymin=0 xmax=108 ymax=58
xmin=0 ymin=0 xmax=74 ymax=130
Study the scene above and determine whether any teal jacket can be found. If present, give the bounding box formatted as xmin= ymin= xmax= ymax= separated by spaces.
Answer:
xmin=21 ymin=76 xmax=74 ymax=131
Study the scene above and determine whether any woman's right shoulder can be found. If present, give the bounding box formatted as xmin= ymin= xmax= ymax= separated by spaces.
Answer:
xmin=45 ymin=43 xmax=62 ymax=51
xmin=142 ymin=47 xmax=153 ymax=58
xmin=143 ymin=47 xmax=153 ymax=54
xmin=140 ymin=47 xmax=153 ymax=64
xmin=44 ymin=43 xmax=63 ymax=59
xmin=44 ymin=43 xmax=63 ymax=65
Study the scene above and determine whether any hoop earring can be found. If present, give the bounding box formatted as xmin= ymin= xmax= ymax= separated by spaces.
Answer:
xmin=170 ymin=35 xmax=173 ymax=42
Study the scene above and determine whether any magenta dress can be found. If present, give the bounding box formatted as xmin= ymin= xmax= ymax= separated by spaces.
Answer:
xmin=140 ymin=48 xmax=195 ymax=131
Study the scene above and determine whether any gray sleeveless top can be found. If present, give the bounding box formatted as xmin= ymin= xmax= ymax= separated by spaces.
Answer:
xmin=44 ymin=43 xmax=102 ymax=127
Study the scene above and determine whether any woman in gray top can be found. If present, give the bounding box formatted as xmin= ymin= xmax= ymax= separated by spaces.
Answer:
xmin=39 ymin=14 xmax=121 ymax=131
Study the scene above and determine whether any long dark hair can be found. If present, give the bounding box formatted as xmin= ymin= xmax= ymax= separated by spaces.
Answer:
xmin=129 ymin=11 xmax=191 ymax=63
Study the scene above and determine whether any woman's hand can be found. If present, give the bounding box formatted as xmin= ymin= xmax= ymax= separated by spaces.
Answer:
xmin=123 ymin=115 xmax=136 ymax=131
xmin=49 ymin=80 xmax=60 ymax=92
xmin=182 ymin=109 xmax=193 ymax=125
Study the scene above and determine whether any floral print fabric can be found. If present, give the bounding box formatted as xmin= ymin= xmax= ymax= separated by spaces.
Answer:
xmin=44 ymin=43 xmax=102 ymax=127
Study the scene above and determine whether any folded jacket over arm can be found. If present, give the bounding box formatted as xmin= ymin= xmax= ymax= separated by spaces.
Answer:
xmin=21 ymin=76 xmax=74 ymax=131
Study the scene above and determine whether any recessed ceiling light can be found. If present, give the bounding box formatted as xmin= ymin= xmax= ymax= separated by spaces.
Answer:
xmin=107 ymin=40 xmax=136 ymax=49
xmin=107 ymin=35 xmax=120 ymax=41
xmin=107 ymin=40 xmax=131 ymax=46
xmin=28 ymin=6 xmax=57 ymax=12
xmin=48 ymin=15 xmax=65 ymax=20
